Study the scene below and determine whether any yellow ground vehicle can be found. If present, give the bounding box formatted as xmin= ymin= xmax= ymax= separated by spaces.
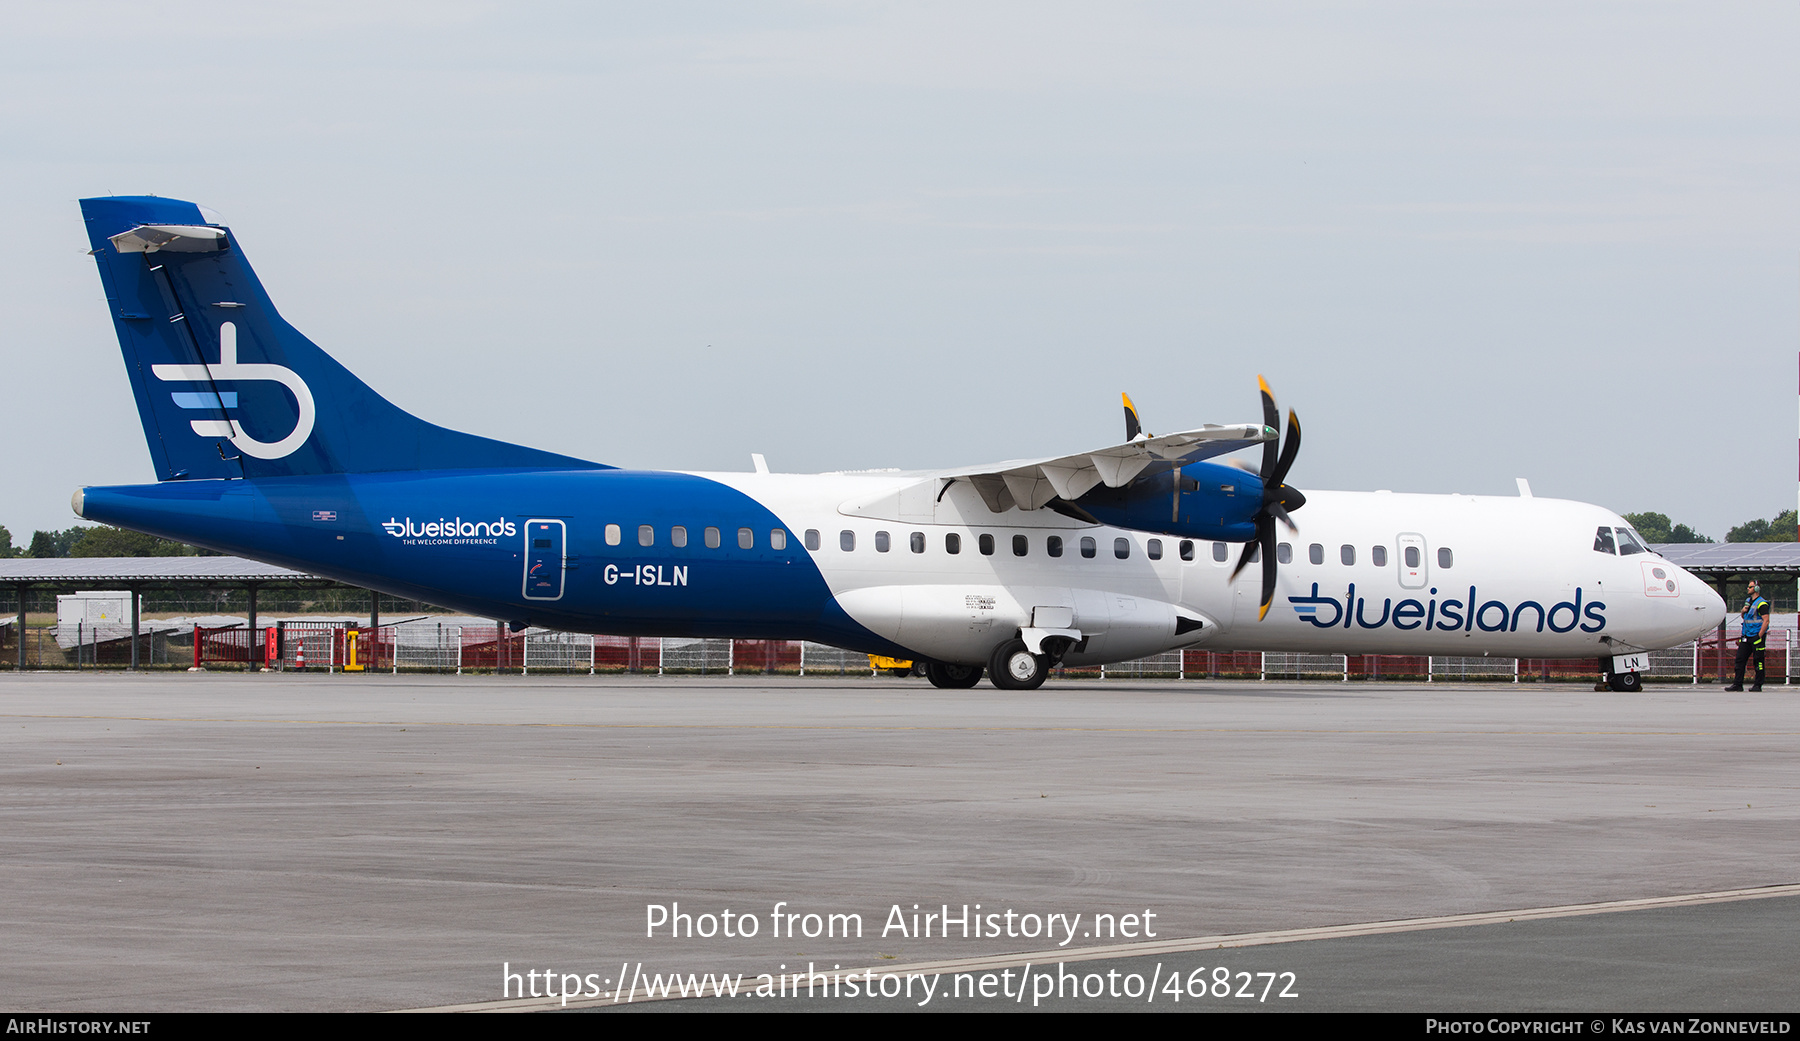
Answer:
xmin=867 ymin=654 xmax=917 ymax=677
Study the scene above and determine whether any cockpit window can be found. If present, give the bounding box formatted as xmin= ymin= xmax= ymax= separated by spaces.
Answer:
xmin=1614 ymin=527 xmax=1647 ymax=556
xmin=1593 ymin=526 xmax=1616 ymax=555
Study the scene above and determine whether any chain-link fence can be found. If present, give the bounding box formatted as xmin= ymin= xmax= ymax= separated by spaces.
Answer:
xmin=1428 ymin=655 xmax=1518 ymax=682
xmin=659 ymin=638 xmax=732 ymax=674
xmin=1261 ymin=652 xmax=1349 ymax=681
xmin=6 ymin=617 xmax=1793 ymax=685
xmin=393 ymin=622 xmax=464 ymax=671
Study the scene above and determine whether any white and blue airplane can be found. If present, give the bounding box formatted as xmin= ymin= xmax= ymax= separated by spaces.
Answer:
xmin=71 ymin=196 xmax=1724 ymax=692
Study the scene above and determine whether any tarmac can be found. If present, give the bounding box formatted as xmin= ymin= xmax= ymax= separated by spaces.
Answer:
xmin=1 ymin=671 xmax=1795 ymax=1013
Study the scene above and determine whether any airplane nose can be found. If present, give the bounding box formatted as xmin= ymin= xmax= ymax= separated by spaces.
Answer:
xmin=1677 ymin=566 xmax=1726 ymax=640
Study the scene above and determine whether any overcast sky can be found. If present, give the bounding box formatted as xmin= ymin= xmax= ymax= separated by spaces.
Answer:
xmin=4 ymin=2 xmax=1797 ymax=541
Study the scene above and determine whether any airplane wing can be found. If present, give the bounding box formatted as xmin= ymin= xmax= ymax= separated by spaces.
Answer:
xmin=938 ymin=423 xmax=1274 ymax=514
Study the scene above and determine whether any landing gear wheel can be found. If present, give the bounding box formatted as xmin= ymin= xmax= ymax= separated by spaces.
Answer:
xmin=1608 ymin=670 xmax=1643 ymax=693
xmin=988 ymin=639 xmax=1049 ymax=691
xmin=925 ymin=662 xmax=983 ymax=689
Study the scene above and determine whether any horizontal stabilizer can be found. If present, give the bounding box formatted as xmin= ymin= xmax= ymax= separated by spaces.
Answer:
xmin=108 ymin=224 xmax=226 ymax=254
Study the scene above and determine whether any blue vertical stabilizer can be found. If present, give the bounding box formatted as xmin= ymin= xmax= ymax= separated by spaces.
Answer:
xmin=80 ymin=196 xmax=606 ymax=481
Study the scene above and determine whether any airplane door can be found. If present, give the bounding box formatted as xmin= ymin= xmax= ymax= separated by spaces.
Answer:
xmin=523 ymin=519 xmax=567 ymax=601
xmin=1396 ymin=533 xmax=1427 ymax=590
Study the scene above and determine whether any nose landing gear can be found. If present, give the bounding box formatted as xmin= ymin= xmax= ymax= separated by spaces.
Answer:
xmin=1601 ymin=657 xmax=1644 ymax=693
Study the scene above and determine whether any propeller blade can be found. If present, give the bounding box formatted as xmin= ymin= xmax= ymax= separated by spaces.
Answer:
xmin=1122 ymin=392 xmax=1142 ymax=441
xmin=1229 ymin=537 xmax=1259 ymax=583
xmin=1236 ymin=378 xmax=1306 ymax=621
xmin=1271 ymin=408 xmax=1302 ymax=488
xmin=1256 ymin=522 xmax=1278 ymax=621
xmin=1257 ymin=374 xmax=1279 ymax=478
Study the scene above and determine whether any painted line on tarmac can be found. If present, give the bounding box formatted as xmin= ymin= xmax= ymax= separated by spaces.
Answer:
xmin=395 ymin=882 xmax=1800 ymax=1012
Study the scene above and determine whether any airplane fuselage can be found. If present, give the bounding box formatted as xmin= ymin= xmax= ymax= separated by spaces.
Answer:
xmin=76 ymin=467 xmax=1724 ymax=666
xmin=70 ymin=194 xmax=1727 ymax=685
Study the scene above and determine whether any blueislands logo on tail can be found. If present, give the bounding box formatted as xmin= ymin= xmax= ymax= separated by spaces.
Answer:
xmin=151 ymin=321 xmax=316 ymax=459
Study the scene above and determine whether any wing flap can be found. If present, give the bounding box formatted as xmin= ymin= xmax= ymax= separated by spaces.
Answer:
xmin=944 ymin=422 xmax=1271 ymax=513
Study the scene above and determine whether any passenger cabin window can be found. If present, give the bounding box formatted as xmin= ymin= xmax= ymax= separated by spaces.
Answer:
xmin=738 ymin=527 xmax=754 ymax=549
xmin=1340 ymin=544 xmax=1355 ymax=566
xmin=979 ymin=534 xmax=995 ymax=555
xmin=1437 ymin=547 xmax=1453 ymax=568
xmin=840 ymin=530 xmax=855 ymax=552
xmin=1013 ymin=535 xmax=1029 ymax=557
xmin=1114 ymin=537 xmax=1130 ymax=559
xmin=605 ymin=523 xmax=621 ymax=546
xmin=945 ymin=533 xmax=961 ymax=554
xmin=639 ymin=524 xmax=654 ymax=547
xmin=805 ymin=529 xmax=820 ymax=551
xmin=1277 ymin=543 xmax=1292 ymax=564
xmin=1081 ymin=536 xmax=1097 ymax=559
xmin=1308 ymin=543 xmax=1323 ymax=565
xmin=1615 ymin=527 xmax=1647 ymax=556
xmin=1147 ymin=538 xmax=1163 ymax=560
xmin=1404 ymin=545 xmax=1420 ymax=568
xmin=875 ymin=531 xmax=891 ymax=553
xmin=1371 ymin=545 xmax=1387 ymax=567
xmin=1048 ymin=536 xmax=1063 ymax=558
xmin=1180 ymin=540 xmax=1194 ymax=561
xmin=770 ymin=529 xmax=787 ymax=550
xmin=1593 ymin=527 xmax=1616 ymax=555
xmin=1212 ymin=541 xmax=1229 ymax=562
xmin=910 ymin=532 xmax=925 ymax=554
xmin=704 ymin=526 xmax=721 ymax=549
xmin=671 ymin=526 xmax=688 ymax=548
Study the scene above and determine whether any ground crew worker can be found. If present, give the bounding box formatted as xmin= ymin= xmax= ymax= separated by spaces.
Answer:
xmin=1726 ymin=579 xmax=1771 ymax=691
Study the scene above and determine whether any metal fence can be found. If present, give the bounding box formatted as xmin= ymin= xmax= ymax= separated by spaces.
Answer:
xmin=35 ymin=623 xmax=182 ymax=668
xmin=4 ymin=620 xmax=1795 ymax=684
xmin=393 ymin=622 xmax=464 ymax=671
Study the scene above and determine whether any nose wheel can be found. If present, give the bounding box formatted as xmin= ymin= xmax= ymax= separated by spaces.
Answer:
xmin=1602 ymin=658 xmax=1644 ymax=693
xmin=988 ymin=639 xmax=1050 ymax=690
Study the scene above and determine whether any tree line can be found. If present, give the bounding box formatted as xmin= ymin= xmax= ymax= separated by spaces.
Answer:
xmin=0 ymin=524 xmax=213 ymax=559
xmin=1622 ymin=510 xmax=1797 ymax=545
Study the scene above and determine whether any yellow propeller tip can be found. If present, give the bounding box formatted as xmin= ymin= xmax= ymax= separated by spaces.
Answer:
xmin=1257 ymin=374 xmax=1271 ymax=396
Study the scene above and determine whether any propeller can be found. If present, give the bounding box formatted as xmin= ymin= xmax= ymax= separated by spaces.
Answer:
xmin=1229 ymin=376 xmax=1307 ymax=620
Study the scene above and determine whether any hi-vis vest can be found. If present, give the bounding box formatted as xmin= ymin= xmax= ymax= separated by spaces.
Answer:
xmin=1741 ymin=596 xmax=1770 ymax=639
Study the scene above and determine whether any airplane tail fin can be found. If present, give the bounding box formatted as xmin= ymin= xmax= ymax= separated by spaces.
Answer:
xmin=80 ymin=196 xmax=604 ymax=481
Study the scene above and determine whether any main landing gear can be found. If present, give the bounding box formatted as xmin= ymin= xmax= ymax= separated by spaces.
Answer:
xmin=925 ymin=635 xmax=1071 ymax=691
xmin=988 ymin=638 xmax=1050 ymax=691
xmin=925 ymin=661 xmax=984 ymax=689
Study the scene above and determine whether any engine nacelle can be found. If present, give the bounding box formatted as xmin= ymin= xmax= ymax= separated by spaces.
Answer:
xmin=1075 ymin=460 xmax=1261 ymax=542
